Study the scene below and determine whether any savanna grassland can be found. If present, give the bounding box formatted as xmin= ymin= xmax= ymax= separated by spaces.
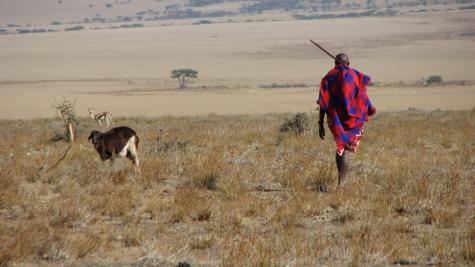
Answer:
xmin=1 ymin=1 xmax=474 ymax=266
xmin=1 ymin=110 xmax=474 ymax=266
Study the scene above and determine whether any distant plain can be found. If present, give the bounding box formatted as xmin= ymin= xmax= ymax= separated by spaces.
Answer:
xmin=0 ymin=10 xmax=474 ymax=119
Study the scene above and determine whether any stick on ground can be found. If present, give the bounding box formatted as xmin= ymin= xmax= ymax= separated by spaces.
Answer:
xmin=44 ymin=145 xmax=72 ymax=173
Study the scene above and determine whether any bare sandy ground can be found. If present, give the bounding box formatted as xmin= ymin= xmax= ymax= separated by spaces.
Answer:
xmin=0 ymin=80 xmax=473 ymax=119
xmin=0 ymin=11 xmax=474 ymax=119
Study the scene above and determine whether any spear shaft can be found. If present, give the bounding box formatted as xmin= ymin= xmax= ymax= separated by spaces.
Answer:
xmin=310 ymin=40 xmax=348 ymax=66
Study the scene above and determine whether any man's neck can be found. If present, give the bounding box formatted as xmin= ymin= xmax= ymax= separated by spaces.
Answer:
xmin=335 ymin=64 xmax=349 ymax=69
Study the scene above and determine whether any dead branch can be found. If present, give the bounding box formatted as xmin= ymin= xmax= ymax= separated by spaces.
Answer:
xmin=44 ymin=145 xmax=72 ymax=173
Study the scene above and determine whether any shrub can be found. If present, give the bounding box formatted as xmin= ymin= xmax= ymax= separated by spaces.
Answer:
xmin=279 ymin=113 xmax=308 ymax=134
xmin=192 ymin=208 xmax=212 ymax=221
xmin=259 ymin=83 xmax=311 ymax=89
xmin=460 ymin=4 xmax=475 ymax=10
xmin=115 ymin=24 xmax=144 ymax=29
xmin=49 ymin=131 xmax=67 ymax=143
xmin=65 ymin=26 xmax=84 ymax=31
xmin=51 ymin=21 xmax=62 ymax=25
xmin=193 ymin=171 xmax=218 ymax=190
xmin=193 ymin=20 xmax=213 ymax=25
xmin=188 ymin=0 xmax=225 ymax=7
xmin=426 ymin=75 xmax=443 ymax=85
xmin=16 ymin=29 xmax=52 ymax=34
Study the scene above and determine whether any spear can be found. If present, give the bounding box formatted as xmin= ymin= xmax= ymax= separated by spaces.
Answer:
xmin=309 ymin=39 xmax=348 ymax=66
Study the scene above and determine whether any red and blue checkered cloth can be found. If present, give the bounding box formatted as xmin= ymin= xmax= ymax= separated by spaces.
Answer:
xmin=318 ymin=64 xmax=376 ymax=153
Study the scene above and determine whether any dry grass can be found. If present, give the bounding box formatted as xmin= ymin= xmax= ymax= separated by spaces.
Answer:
xmin=0 ymin=110 xmax=474 ymax=266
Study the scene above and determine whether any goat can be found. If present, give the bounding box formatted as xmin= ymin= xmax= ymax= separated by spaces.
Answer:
xmin=88 ymin=126 xmax=139 ymax=169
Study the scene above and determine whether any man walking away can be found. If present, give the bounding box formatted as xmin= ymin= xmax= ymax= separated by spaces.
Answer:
xmin=317 ymin=53 xmax=376 ymax=186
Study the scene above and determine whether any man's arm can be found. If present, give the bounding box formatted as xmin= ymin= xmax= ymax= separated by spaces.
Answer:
xmin=318 ymin=74 xmax=331 ymax=140
xmin=367 ymin=98 xmax=376 ymax=116
xmin=318 ymin=109 xmax=325 ymax=140
xmin=360 ymin=72 xmax=376 ymax=116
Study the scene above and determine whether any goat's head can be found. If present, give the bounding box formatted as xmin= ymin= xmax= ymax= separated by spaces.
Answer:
xmin=88 ymin=130 xmax=102 ymax=145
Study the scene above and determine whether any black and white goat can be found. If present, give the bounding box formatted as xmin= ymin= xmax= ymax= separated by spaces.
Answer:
xmin=88 ymin=126 xmax=140 ymax=168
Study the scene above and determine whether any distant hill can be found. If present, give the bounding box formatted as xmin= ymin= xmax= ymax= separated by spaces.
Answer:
xmin=1 ymin=0 xmax=474 ymax=28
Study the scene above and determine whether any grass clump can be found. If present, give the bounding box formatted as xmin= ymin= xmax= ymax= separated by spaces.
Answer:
xmin=279 ymin=112 xmax=308 ymax=134
xmin=188 ymin=154 xmax=223 ymax=190
xmin=189 ymin=236 xmax=214 ymax=250
xmin=153 ymin=139 xmax=191 ymax=153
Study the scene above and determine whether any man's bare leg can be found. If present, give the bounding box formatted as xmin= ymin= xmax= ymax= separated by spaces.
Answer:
xmin=336 ymin=150 xmax=349 ymax=186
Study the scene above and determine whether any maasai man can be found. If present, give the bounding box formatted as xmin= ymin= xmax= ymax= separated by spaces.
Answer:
xmin=317 ymin=53 xmax=376 ymax=186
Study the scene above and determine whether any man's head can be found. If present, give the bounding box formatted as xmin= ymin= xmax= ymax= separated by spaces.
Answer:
xmin=335 ymin=53 xmax=349 ymax=66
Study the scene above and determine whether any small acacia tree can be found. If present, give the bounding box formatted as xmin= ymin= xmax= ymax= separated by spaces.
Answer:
xmin=52 ymin=98 xmax=79 ymax=142
xmin=171 ymin=69 xmax=198 ymax=89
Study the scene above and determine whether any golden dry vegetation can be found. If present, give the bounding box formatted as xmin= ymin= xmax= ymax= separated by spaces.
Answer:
xmin=1 ymin=110 xmax=474 ymax=266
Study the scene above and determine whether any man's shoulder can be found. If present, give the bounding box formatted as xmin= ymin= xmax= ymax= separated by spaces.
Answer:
xmin=327 ymin=65 xmax=359 ymax=75
xmin=347 ymin=67 xmax=371 ymax=85
xmin=322 ymin=66 xmax=369 ymax=81
xmin=323 ymin=67 xmax=339 ymax=79
xmin=349 ymin=67 xmax=362 ymax=76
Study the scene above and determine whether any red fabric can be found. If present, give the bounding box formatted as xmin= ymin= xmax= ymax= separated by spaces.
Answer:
xmin=318 ymin=64 xmax=376 ymax=151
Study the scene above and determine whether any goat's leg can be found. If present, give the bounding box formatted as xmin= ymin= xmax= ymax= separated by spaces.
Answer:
xmin=126 ymin=151 xmax=140 ymax=174
xmin=126 ymin=140 xmax=139 ymax=171
xmin=126 ymin=151 xmax=138 ymax=166
xmin=127 ymin=145 xmax=139 ymax=165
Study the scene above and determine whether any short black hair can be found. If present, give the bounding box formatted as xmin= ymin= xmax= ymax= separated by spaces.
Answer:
xmin=335 ymin=53 xmax=349 ymax=65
